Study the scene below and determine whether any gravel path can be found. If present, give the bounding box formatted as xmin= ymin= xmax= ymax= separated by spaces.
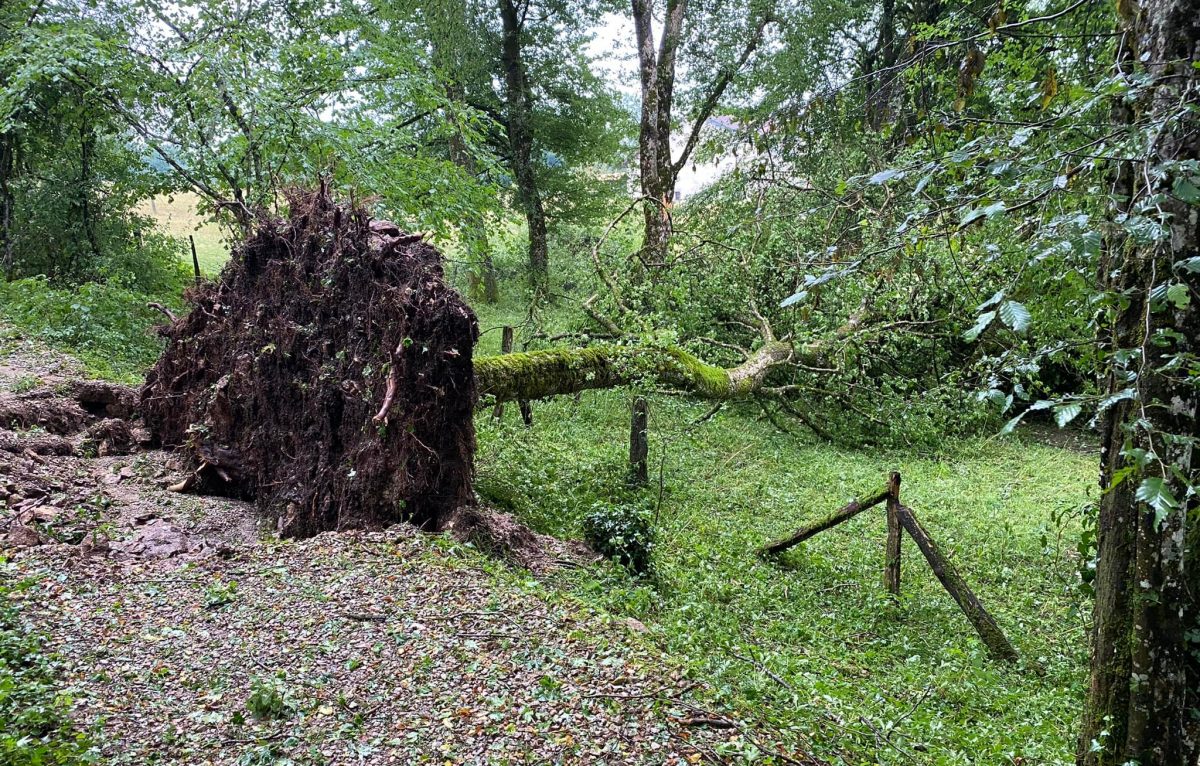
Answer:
xmin=11 ymin=528 xmax=733 ymax=765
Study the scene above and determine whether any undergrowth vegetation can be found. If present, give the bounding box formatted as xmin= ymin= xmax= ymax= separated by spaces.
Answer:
xmin=0 ymin=277 xmax=182 ymax=382
xmin=473 ymin=302 xmax=1095 ymax=765
xmin=0 ymin=564 xmax=93 ymax=764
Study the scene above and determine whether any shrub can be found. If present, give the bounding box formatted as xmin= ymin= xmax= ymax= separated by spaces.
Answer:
xmin=0 ymin=277 xmax=177 ymax=381
xmin=582 ymin=501 xmax=656 ymax=575
xmin=245 ymin=675 xmax=295 ymax=721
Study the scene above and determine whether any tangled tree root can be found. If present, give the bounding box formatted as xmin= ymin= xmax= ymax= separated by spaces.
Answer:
xmin=141 ymin=189 xmax=479 ymax=538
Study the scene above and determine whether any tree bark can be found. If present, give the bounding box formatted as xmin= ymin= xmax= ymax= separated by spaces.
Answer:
xmin=884 ymin=470 xmax=902 ymax=597
xmin=629 ymin=396 xmax=649 ymax=487
xmin=0 ymin=132 xmax=13 ymax=280
xmin=498 ymin=0 xmax=549 ymax=294
xmin=863 ymin=0 xmax=897 ymax=129
xmin=446 ymin=83 xmax=499 ymax=305
xmin=629 ymin=0 xmax=768 ymax=272
xmin=75 ymin=120 xmax=102 ymax=277
xmin=1079 ymin=1 xmax=1200 ymax=762
xmin=474 ymin=340 xmax=792 ymax=403
xmin=759 ymin=485 xmax=889 ymax=555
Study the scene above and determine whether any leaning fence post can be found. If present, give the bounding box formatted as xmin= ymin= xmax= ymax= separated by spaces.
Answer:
xmin=629 ymin=396 xmax=649 ymax=487
xmin=884 ymin=470 xmax=902 ymax=599
xmin=492 ymin=326 xmax=514 ymax=420
xmin=896 ymin=504 xmax=1018 ymax=662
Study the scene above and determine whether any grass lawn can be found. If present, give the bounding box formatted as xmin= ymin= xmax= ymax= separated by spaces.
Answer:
xmin=136 ymin=192 xmax=230 ymax=276
xmin=471 ymin=299 xmax=1095 ymax=765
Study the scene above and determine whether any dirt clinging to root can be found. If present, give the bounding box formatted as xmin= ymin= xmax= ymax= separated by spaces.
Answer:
xmin=140 ymin=190 xmax=479 ymax=538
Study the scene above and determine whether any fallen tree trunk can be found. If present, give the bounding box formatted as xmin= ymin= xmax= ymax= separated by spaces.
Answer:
xmin=475 ymin=340 xmax=793 ymax=403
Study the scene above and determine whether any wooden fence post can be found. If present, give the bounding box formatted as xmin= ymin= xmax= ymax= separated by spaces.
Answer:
xmin=884 ymin=471 xmax=902 ymax=598
xmin=492 ymin=326 xmax=514 ymax=420
xmin=189 ymin=234 xmax=201 ymax=284
xmin=629 ymin=396 xmax=649 ymax=487
xmin=896 ymin=504 xmax=1018 ymax=662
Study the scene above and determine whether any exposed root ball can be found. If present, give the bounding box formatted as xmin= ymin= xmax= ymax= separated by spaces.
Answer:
xmin=141 ymin=190 xmax=479 ymax=537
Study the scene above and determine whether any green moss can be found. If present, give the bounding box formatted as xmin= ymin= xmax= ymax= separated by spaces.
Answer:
xmin=660 ymin=347 xmax=733 ymax=398
xmin=474 ymin=344 xmax=738 ymax=403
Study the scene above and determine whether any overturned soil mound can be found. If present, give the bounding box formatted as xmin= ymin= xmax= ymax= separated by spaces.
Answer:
xmin=141 ymin=190 xmax=479 ymax=537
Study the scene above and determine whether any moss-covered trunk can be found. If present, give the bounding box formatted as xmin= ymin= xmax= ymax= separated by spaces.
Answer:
xmin=474 ymin=341 xmax=793 ymax=403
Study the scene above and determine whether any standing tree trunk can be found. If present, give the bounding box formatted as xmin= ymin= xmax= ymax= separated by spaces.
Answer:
xmin=498 ymin=0 xmax=549 ymax=295
xmin=74 ymin=119 xmax=102 ymax=279
xmin=1079 ymin=1 xmax=1200 ymax=763
xmin=631 ymin=0 xmax=683 ymax=272
xmin=629 ymin=0 xmax=769 ymax=273
xmin=863 ymin=0 xmax=897 ymax=129
xmin=446 ymin=85 xmax=499 ymax=304
xmin=0 ymin=132 xmax=14 ymax=280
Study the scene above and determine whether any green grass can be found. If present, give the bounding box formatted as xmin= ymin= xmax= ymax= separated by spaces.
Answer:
xmin=137 ymin=192 xmax=230 ymax=276
xmin=470 ymin=300 xmax=1095 ymax=765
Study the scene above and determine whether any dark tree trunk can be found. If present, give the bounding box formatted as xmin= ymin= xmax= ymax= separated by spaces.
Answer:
xmin=446 ymin=83 xmax=499 ymax=305
xmin=498 ymin=0 xmax=549 ymax=295
xmin=76 ymin=121 xmax=102 ymax=277
xmin=863 ymin=0 xmax=897 ymax=129
xmin=1079 ymin=1 xmax=1200 ymax=762
xmin=0 ymin=133 xmax=13 ymax=280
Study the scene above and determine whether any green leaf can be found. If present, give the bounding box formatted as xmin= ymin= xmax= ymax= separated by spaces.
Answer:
xmin=1166 ymin=282 xmax=1190 ymax=309
xmin=1053 ymin=403 xmax=1081 ymax=427
xmin=961 ymin=201 xmax=1006 ymax=226
xmin=1172 ymin=177 xmax=1200 ymax=204
xmin=869 ymin=168 xmax=902 ymax=185
xmin=1097 ymin=388 xmax=1136 ymax=412
xmin=1135 ymin=477 xmax=1178 ymax=525
xmin=779 ymin=290 xmax=808 ymax=308
xmin=999 ymin=412 xmax=1025 ymax=435
xmin=977 ymin=290 xmax=1005 ymax=311
xmin=963 ymin=310 xmax=996 ymax=342
xmin=998 ymin=301 xmax=1031 ymax=333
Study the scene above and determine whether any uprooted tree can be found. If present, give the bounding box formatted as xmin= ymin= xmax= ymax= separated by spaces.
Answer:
xmin=141 ymin=191 xmax=479 ymax=538
xmin=141 ymin=190 xmax=809 ymax=537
